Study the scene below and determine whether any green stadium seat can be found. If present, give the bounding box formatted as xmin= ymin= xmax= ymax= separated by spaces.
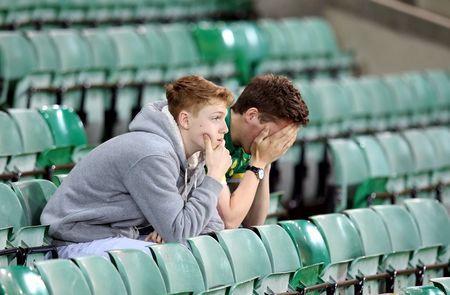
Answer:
xmin=383 ymin=75 xmax=419 ymax=128
xmin=187 ymin=235 xmax=235 ymax=294
xmin=0 ymin=183 xmax=47 ymax=251
xmin=358 ymin=76 xmax=396 ymax=131
xmin=73 ymin=255 xmax=127 ymax=295
xmin=149 ymin=243 xmax=206 ymax=294
xmin=431 ymin=277 xmax=450 ymax=294
xmin=423 ymin=127 xmax=450 ymax=210
xmin=0 ymin=32 xmax=35 ymax=107
xmin=340 ymin=78 xmax=373 ymax=133
xmin=344 ymin=208 xmax=413 ymax=293
xmin=0 ymin=227 xmax=13 ymax=267
xmin=34 ymin=259 xmax=92 ymax=295
xmin=327 ymin=138 xmax=370 ymax=210
xmin=51 ymin=174 xmax=68 ymax=187
xmin=253 ymin=224 xmax=318 ymax=292
xmin=402 ymin=286 xmax=445 ymax=295
xmin=277 ymin=220 xmax=326 ymax=288
xmin=10 ymin=179 xmax=56 ymax=226
xmin=294 ymin=81 xmax=321 ymax=140
xmin=81 ymin=28 xmax=117 ymax=144
xmin=309 ymin=79 xmax=352 ymax=137
xmin=215 ymin=228 xmax=276 ymax=294
xmin=265 ymin=191 xmax=284 ymax=224
xmin=353 ymin=135 xmax=391 ymax=207
xmin=48 ymin=29 xmax=92 ymax=112
xmin=0 ymin=111 xmax=23 ymax=176
xmin=7 ymin=109 xmax=54 ymax=174
xmin=193 ymin=22 xmax=237 ymax=81
xmin=108 ymin=249 xmax=167 ymax=295
xmin=311 ymin=213 xmax=380 ymax=294
xmin=402 ymin=130 xmax=440 ymax=198
xmin=228 ymin=21 xmax=268 ymax=83
xmin=161 ymin=23 xmax=209 ymax=82
xmin=425 ymin=70 xmax=450 ymax=123
xmin=256 ymin=19 xmax=291 ymax=75
xmin=106 ymin=27 xmax=149 ymax=137
xmin=404 ymin=198 xmax=450 ymax=265
xmin=402 ymin=72 xmax=439 ymax=126
xmin=376 ymin=132 xmax=415 ymax=201
xmin=15 ymin=31 xmax=58 ymax=109
xmin=372 ymin=205 xmax=440 ymax=285
xmin=303 ymin=17 xmax=354 ymax=77
xmin=279 ymin=18 xmax=317 ymax=78
xmin=0 ymin=265 xmax=49 ymax=295
xmin=39 ymin=105 xmax=91 ymax=164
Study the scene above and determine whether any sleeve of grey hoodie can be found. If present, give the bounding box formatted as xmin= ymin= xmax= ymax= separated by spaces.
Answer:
xmin=123 ymin=154 xmax=223 ymax=243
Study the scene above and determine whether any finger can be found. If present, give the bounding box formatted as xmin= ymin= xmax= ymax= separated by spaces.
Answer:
xmin=144 ymin=232 xmax=154 ymax=242
xmin=156 ymin=235 xmax=162 ymax=244
xmin=203 ymin=134 xmax=213 ymax=153
xmin=253 ymin=127 xmax=270 ymax=145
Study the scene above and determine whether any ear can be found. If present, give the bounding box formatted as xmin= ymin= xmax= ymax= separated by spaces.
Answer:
xmin=178 ymin=110 xmax=190 ymax=130
xmin=243 ymin=107 xmax=261 ymax=125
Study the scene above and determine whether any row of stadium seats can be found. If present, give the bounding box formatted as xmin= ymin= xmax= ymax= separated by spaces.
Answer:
xmin=0 ymin=0 xmax=252 ymax=28
xmin=326 ymin=127 xmax=450 ymax=211
xmin=0 ymin=197 xmax=449 ymax=294
xmin=0 ymin=179 xmax=57 ymax=267
xmin=0 ymin=18 xmax=351 ymax=139
xmin=296 ymin=70 xmax=450 ymax=141
xmin=0 ymin=106 xmax=90 ymax=182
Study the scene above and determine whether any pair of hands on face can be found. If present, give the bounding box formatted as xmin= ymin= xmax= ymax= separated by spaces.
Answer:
xmin=250 ymin=124 xmax=299 ymax=168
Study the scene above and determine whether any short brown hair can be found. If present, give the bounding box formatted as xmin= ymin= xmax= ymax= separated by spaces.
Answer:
xmin=166 ymin=75 xmax=234 ymax=120
xmin=231 ymin=74 xmax=309 ymax=125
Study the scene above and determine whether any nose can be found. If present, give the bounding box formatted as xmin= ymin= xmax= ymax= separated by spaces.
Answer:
xmin=220 ymin=120 xmax=228 ymax=134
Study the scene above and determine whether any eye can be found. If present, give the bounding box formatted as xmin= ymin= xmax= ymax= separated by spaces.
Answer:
xmin=212 ymin=116 xmax=221 ymax=121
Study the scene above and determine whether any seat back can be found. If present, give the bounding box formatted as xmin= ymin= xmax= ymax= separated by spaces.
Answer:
xmin=404 ymin=199 xmax=450 ymax=249
xmin=278 ymin=220 xmax=330 ymax=267
xmin=344 ymin=208 xmax=392 ymax=256
xmin=73 ymin=255 xmax=127 ymax=295
xmin=371 ymin=205 xmax=421 ymax=252
xmin=310 ymin=213 xmax=364 ymax=263
xmin=10 ymin=180 xmax=57 ymax=226
xmin=253 ymin=224 xmax=301 ymax=274
xmin=35 ymin=259 xmax=92 ymax=295
xmin=187 ymin=235 xmax=235 ymax=290
xmin=0 ymin=266 xmax=49 ymax=295
xmin=0 ymin=183 xmax=28 ymax=230
xmin=215 ymin=228 xmax=272 ymax=283
xmin=150 ymin=243 xmax=205 ymax=294
xmin=108 ymin=249 xmax=167 ymax=295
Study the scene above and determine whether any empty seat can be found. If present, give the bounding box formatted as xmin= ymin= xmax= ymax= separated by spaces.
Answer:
xmin=253 ymin=224 xmax=317 ymax=292
xmin=10 ymin=179 xmax=56 ymax=226
xmin=73 ymin=255 xmax=127 ymax=295
xmin=0 ymin=265 xmax=49 ymax=294
xmin=0 ymin=111 xmax=23 ymax=177
xmin=372 ymin=205 xmax=440 ymax=285
xmin=0 ymin=32 xmax=35 ymax=107
xmin=39 ymin=105 xmax=91 ymax=164
xmin=311 ymin=213 xmax=380 ymax=294
xmin=404 ymin=198 xmax=450 ymax=264
xmin=149 ymin=243 xmax=206 ymax=294
xmin=215 ymin=228 xmax=274 ymax=294
xmin=34 ymin=259 xmax=92 ymax=295
xmin=7 ymin=109 xmax=54 ymax=174
xmin=108 ymin=249 xmax=167 ymax=295
xmin=431 ymin=277 xmax=450 ymax=294
xmin=353 ymin=135 xmax=391 ymax=207
xmin=327 ymin=138 xmax=369 ymax=210
xmin=344 ymin=208 xmax=414 ymax=293
xmin=187 ymin=235 xmax=235 ymax=294
xmin=425 ymin=70 xmax=450 ymax=124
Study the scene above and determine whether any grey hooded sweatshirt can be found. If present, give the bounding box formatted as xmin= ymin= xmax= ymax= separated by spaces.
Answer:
xmin=40 ymin=101 xmax=224 ymax=245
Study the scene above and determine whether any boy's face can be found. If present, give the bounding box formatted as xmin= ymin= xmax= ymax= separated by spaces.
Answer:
xmin=188 ymin=101 xmax=229 ymax=151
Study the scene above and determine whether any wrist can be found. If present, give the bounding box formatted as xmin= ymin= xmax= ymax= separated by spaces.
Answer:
xmin=207 ymin=171 xmax=224 ymax=182
xmin=249 ymin=160 xmax=266 ymax=169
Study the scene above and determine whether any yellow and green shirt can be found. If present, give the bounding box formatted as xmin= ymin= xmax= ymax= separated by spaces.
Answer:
xmin=225 ymin=110 xmax=251 ymax=181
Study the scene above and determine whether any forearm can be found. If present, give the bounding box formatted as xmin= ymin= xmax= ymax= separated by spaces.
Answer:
xmin=242 ymin=165 xmax=270 ymax=227
xmin=218 ymin=170 xmax=261 ymax=229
